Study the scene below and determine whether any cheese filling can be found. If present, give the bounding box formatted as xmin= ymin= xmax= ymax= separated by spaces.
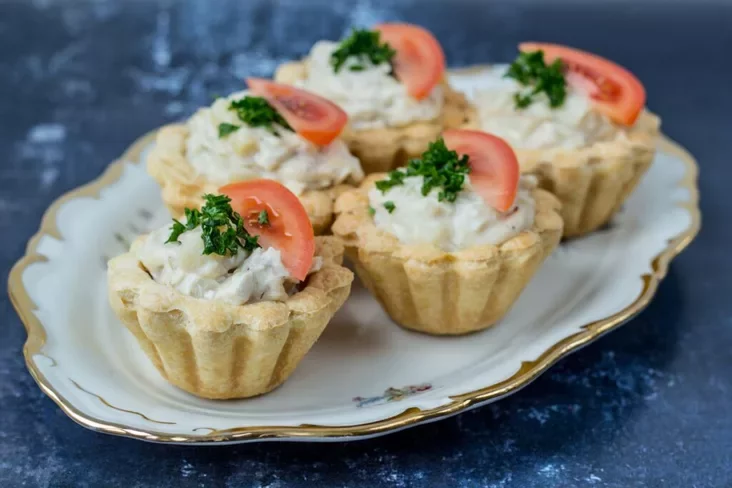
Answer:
xmin=295 ymin=41 xmax=443 ymax=130
xmin=185 ymin=90 xmax=363 ymax=195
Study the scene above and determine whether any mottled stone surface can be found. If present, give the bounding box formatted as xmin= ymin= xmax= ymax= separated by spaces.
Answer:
xmin=1 ymin=0 xmax=731 ymax=486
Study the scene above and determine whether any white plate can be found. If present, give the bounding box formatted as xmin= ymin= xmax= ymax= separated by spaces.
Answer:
xmin=9 ymin=68 xmax=700 ymax=444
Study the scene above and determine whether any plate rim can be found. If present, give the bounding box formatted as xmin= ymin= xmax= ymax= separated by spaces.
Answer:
xmin=8 ymin=107 xmax=701 ymax=445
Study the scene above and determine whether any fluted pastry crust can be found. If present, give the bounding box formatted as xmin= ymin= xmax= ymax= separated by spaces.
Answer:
xmin=107 ymin=236 xmax=353 ymax=399
xmin=275 ymin=61 xmax=476 ymax=175
xmin=147 ymin=124 xmax=356 ymax=235
xmin=331 ymin=175 xmax=563 ymax=335
xmin=467 ymin=110 xmax=660 ymax=237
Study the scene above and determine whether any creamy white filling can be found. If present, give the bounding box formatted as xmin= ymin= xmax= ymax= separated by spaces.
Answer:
xmin=185 ymin=90 xmax=363 ymax=195
xmin=368 ymin=175 xmax=535 ymax=251
xmin=135 ymin=224 xmax=321 ymax=306
xmin=295 ymin=41 xmax=444 ymax=130
xmin=474 ymin=66 xmax=620 ymax=150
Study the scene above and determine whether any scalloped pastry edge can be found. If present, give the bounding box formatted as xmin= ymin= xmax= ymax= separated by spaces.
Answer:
xmin=106 ymin=236 xmax=353 ymax=399
xmin=146 ymin=124 xmax=357 ymax=235
xmin=467 ymin=107 xmax=660 ymax=237
xmin=275 ymin=61 xmax=476 ymax=175
xmin=331 ymin=175 xmax=563 ymax=335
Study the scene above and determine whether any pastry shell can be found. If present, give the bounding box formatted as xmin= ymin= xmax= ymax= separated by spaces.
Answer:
xmin=107 ymin=236 xmax=353 ymax=399
xmin=468 ymin=111 xmax=660 ymax=237
xmin=147 ymin=124 xmax=356 ymax=235
xmin=275 ymin=61 xmax=476 ymax=175
xmin=331 ymin=175 xmax=563 ymax=335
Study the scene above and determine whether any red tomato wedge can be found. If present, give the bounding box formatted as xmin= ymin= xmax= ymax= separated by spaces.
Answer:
xmin=442 ymin=130 xmax=519 ymax=213
xmin=374 ymin=23 xmax=445 ymax=101
xmin=247 ymin=78 xmax=347 ymax=146
xmin=220 ymin=179 xmax=315 ymax=281
xmin=519 ymin=42 xmax=646 ymax=126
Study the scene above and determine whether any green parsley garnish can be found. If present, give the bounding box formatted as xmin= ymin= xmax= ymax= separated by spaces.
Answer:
xmin=257 ymin=210 xmax=270 ymax=226
xmin=166 ymin=194 xmax=260 ymax=256
xmin=505 ymin=50 xmax=567 ymax=109
xmin=218 ymin=123 xmax=240 ymax=138
xmin=165 ymin=220 xmax=189 ymax=245
xmin=330 ymin=28 xmax=396 ymax=73
xmin=165 ymin=207 xmax=201 ymax=244
xmin=374 ymin=168 xmax=406 ymax=193
xmin=383 ymin=201 xmax=396 ymax=213
xmin=217 ymin=96 xmax=292 ymax=138
xmin=376 ymin=138 xmax=470 ymax=203
xmin=368 ymin=206 xmax=376 ymax=216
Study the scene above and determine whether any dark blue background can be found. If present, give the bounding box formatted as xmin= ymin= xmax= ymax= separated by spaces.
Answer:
xmin=2 ymin=1 xmax=731 ymax=486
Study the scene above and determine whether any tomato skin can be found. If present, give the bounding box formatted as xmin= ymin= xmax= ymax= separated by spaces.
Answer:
xmin=247 ymin=78 xmax=348 ymax=146
xmin=220 ymin=179 xmax=315 ymax=281
xmin=519 ymin=42 xmax=646 ymax=126
xmin=442 ymin=129 xmax=520 ymax=213
xmin=374 ymin=23 xmax=445 ymax=101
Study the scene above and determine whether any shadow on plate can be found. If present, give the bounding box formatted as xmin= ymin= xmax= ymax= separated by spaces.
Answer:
xmin=50 ymin=268 xmax=686 ymax=481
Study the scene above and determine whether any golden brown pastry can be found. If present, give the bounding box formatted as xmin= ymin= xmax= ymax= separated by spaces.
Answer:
xmin=275 ymin=24 xmax=475 ymax=175
xmin=108 ymin=181 xmax=353 ymax=399
xmin=332 ymin=130 xmax=563 ymax=335
xmin=467 ymin=43 xmax=659 ymax=237
xmin=147 ymin=81 xmax=365 ymax=235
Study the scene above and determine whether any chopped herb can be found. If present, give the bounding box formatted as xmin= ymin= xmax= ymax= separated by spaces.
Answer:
xmin=375 ymin=168 xmax=406 ymax=193
xmin=218 ymin=123 xmax=240 ymax=138
xmin=505 ymin=50 xmax=567 ymax=109
xmin=383 ymin=201 xmax=396 ymax=213
xmin=330 ymin=28 xmax=396 ymax=73
xmin=166 ymin=194 xmax=260 ymax=256
xmin=368 ymin=206 xmax=376 ymax=216
xmin=165 ymin=208 xmax=200 ymax=244
xmin=184 ymin=207 xmax=201 ymax=228
xmin=165 ymin=219 xmax=186 ymax=244
xmin=240 ymin=233 xmax=261 ymax=252
xmin=257 ymin=209 xmax=270 ymax=226
xmin=223 ymin=96 xmax=292 ymax=136
xmin=376 ymin=138 xmax=470 ymax=203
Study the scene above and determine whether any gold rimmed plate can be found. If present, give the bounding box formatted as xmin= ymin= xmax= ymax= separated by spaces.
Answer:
xmin=8 ymin=68 xmax=700 ymax=444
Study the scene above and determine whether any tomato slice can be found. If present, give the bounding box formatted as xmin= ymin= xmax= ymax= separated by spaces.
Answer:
xmin=219 ymin=179 xmax=315 ymax=281
xmin=442 ymin=130 xmax=519 ymax=213
xmin=247 ymin=78 xmax=347 ymax=146
xmin=374 ymin=23 xmax=445 ymax=101
xmin=519 ymin=42 xmax=646 ymax=126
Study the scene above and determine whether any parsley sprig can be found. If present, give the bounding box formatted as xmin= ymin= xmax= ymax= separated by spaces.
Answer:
xmin=375 ymin=138 xmax=471 ymax=210
xmin=505 ymin=50 xmax=567 ymax=109
xmin=218 ymin=123 xmax=240 ymax=138
xmin=166 ymin=194 xmax=260 ymax=256
xmin=330 ymin=28 xmax=396 ymax=73
xmin=218 ymin=96 xmax=292 ymax=138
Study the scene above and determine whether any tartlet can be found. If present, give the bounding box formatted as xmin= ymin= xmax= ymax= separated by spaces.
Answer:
xmin=503 ymin=112 xmax=658 ymax=238
xmin=275 ymin=24 xmax=475 ymax=175
xmin=148 ymin=124 xmax=354 ymax=235
xmin=107 ymin=182 xmax=353 ymax=399
xmin=467 ymin=43 xmax=660 ymax=237
xmin=147 ymin=81 xmax=364 ymax=235
xmin=332 ymin=131 xmax=563 ymax=335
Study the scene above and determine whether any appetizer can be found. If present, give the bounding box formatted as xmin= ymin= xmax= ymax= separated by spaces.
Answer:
xmin=107 ymin=180 xmax=353 ymax=399
xmin=276 ymin=23 xmax=475 ymax=174
xmin=332 ymin=129 xmax=562 ymax=335
xmin=147 ymin=80 xmax=364 ymax=235
xmin=468 ymin=43 xmax=660 ymax=237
